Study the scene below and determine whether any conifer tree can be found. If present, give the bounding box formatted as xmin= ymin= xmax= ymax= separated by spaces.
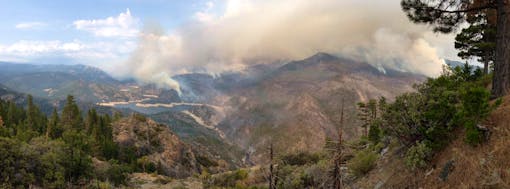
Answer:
xmin=60 ymin=95 xmax=83 ymax=131
xmin=455 ymin=11 xmax=496 ymax=74
xmin=6 ymin=101 xmax=18 ymax=127
xmin=357 ymin=102 xmax=370 ymax=137
xmin=47 ymin=108 xmax=62 ymax=139
xmin=401 ymin=0 xmax=510 ymax=97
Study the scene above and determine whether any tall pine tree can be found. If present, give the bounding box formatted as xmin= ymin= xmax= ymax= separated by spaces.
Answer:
xmin=455 ymin=9 xmax=496 ymax=74
xmin=401 ymin=0 xmax=510 ymax=97
xmin=60 ymin=95 xmax=83 ymax=131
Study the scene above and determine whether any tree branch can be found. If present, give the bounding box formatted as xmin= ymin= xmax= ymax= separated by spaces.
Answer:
xmin=436 ymin=4 xmax=496 ymax=14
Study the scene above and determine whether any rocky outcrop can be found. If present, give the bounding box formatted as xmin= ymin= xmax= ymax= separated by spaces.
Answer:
xmin=112 ymin=115 xmax=200 ymax=178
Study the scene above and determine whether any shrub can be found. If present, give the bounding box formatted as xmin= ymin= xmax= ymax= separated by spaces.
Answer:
xmin=464 ymin=121 xmax=483 ymax=146
xmin=105 ymin=160 xmax=132 ymax=186
xmin=209 ymin=169 xmax=249 ymax=187
xmin=196 ymin=155 xmax=219 ymax=167
xmin=368 ymin=121 xmax=382 ymax=144
xmin=347 ymin=149 xmax=378 ymax=177
xmin=132 ymin=113 xmax=147 ymax=122
xmin=280 ymin=152 xmax=321 ymax=166
xmin=405 ymin=141 xmax=432 ymax=170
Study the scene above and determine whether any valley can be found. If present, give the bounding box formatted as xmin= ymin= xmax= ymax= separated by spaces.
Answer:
xmin=0 ymin=52 xmax=426 ymax=172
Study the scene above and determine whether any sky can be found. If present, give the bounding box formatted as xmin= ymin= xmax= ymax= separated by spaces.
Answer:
xmin=0 ymin=0 xmax=221 ymax=65
xmin=0 ymin=0 xmax=463 ymax=88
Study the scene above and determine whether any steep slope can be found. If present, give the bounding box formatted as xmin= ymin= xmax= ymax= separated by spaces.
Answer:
xmin=217 ymin=53 xmax=425 ymax=163
xmin=112 ymin=115 xmax=202 ymax=178
xmin=352 ymin=95 xmax=510 ymax=188
xmin=151 ymin=109 xmax=245 ymax=169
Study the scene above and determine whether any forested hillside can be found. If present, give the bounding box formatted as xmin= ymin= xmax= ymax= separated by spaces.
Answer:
xmin=0 ymin=95 xmax=219 ymax=188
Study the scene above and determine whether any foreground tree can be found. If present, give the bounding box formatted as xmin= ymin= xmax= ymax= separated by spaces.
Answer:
xmin=455 ymin=11 xmax=496 ymax=74
xmin=401 ymin=0 xmax=510 ymax=97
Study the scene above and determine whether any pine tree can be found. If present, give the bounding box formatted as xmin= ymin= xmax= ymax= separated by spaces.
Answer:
xmin=357 ymin=102 xmax=369 ymax=137
xmin=62 ymin=130 xmax=92 ymax=182
xmin=6 ymin=101 xmax=17 ymax=127
xmin=367 ymin=99 xmax=378 ymax=120
xmin=85 ymin=108 xmax=98 ymax=134
xmin=455 ymin=11 xmax=496 ymax=74
xmin=25 ymin=95 xmax=46 ymax=134
xmin=60 ymin=95 xmax=83 ymax=131
xmin=47 ymin=108 xmax=62 ymax=139
xmin=401 ymin=0 xmax=510 ymax=97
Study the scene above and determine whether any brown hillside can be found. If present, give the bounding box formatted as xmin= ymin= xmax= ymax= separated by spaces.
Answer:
xmin=112 ymin=115 xmax=200 ymax=178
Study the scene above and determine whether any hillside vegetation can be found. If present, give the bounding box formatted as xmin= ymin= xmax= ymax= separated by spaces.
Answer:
xmin=194 ymin=64 xmax=504 ymax=189
xmin=0 ymin=95 xmax=221 ymax=188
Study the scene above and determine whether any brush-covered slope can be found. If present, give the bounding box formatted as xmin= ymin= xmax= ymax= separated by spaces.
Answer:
xmin=217 ymin=53 xmax=425 ymax=163
xmin=353 ymin=95 xmax=510 ymax=188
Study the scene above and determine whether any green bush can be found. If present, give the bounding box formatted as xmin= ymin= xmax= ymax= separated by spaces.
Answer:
xmin=347 ymin=149 xmax=378 ymax=177
xmin=280 ymin=152 xmax=322 ymax=166
xmin=405 ymin=141 xmax=432 ymax=170
xmin=105 ymin=160 xmax=132 ymax=186
xmin=368 ymin=121 xmax=382 ymax=144
xmin=464 ymin=121 xmax=483 ymax=146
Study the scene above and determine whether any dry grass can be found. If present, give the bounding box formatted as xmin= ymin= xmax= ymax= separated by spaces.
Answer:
xmin=353 ymin=95 xmax=510 ymax=189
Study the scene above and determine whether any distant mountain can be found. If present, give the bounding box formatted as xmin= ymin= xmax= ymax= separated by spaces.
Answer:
xmin=444 ymin=59 xmax=465 ymax=68
xmin=0 ymin=62 xmax=181 ymax=104
xmin=0 ymin=62 xmax=118 ymax=84
xmin=215 ymin=52 xmax=426 ymax=163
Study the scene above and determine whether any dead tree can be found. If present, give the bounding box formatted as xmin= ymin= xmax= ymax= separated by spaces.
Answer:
xmin=268 ymin=143 xmax=275 ymax=189
xmin=333 ymin=98 xmax=345 ymax=189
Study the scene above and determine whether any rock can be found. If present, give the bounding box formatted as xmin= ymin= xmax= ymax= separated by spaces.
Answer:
xmin=380 ymin=147 xmax=389 ymax=156
xmin=439 ymin=160 xmax=455 ymax=181
xmin=374 ymin=181 xmax=384 ymax=189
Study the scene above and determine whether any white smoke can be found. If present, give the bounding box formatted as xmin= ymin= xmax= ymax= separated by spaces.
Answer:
xmin=121 ymin=0 xmax=458 ymax=90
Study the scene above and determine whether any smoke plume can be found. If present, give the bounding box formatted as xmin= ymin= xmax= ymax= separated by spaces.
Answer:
xmin=122 ymin=0 xmax=458 ymax=91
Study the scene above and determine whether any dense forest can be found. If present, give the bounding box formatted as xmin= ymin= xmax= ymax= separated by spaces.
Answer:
xmin=0 ymin=95 xmax=156 ymax=188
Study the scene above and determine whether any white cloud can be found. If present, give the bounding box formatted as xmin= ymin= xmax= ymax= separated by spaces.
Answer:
xmin=15 ymin=22 xmax=47 ymax=29
xmin=194 ymin=1 xmax=217 ymax=23
xmin=73 ymin=9 xmax=140 ymax=37
xmin=0 ymin=40 xmax=136 ymax=64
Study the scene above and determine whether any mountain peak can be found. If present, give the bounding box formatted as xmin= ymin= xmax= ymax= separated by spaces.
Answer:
xmin=305 ymin=52 xmax=338 ymax=62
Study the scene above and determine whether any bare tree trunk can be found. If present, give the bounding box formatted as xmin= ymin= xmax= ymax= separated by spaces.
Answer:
xmin=333 ymin=98 xmax=345 ymax=189
xmin=492 ymin=0 xmax=510 ymax=97
xmin=269 ymin=143 xmax=275 ymax=189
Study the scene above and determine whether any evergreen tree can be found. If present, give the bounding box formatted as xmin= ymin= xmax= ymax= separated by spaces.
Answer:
xmin=47 ymin=108 xmax=62 ymax=139
xmin=62 ymin=130 xmax=92 ymax=183
xmin=6 ymin=101 xmax=19 ymax=127
xmin=357 ymin=102 xmax=370 ymax=137
xmin=455 ymin=11 xmax=496 ymax=74
xmin=60 ymin=95 xmax=83 ymax=131
xmin=26 ymin=95 xmax=36 ymax=129
xmin=401 ymin=0 xmax=510 ymax=97
xmin=25 ymin=95 xmax=47 ymax=134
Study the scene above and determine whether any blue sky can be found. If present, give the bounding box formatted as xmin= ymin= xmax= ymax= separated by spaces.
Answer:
xmin=0 ymin=0 xmax=222 ymax=65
